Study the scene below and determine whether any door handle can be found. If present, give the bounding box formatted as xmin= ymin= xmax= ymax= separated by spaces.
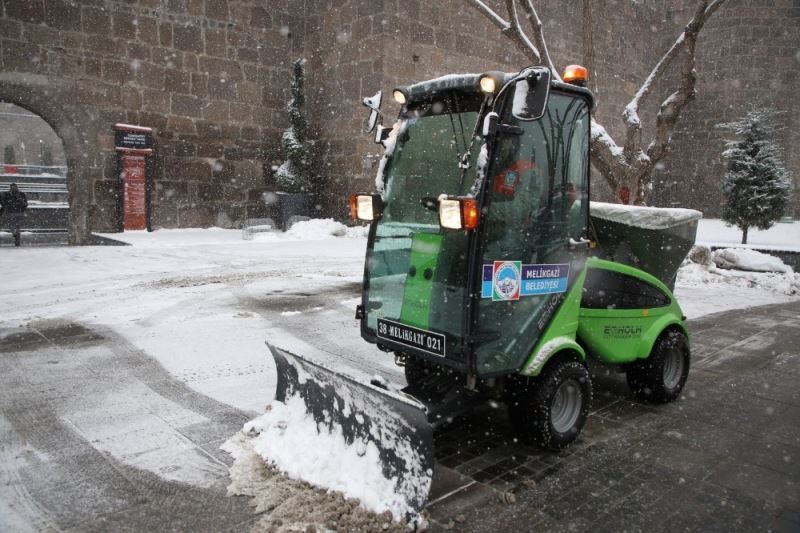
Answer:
xmin=569 ymin=237 xmax=592 ymax=249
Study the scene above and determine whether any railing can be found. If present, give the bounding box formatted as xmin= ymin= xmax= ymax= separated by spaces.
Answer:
xmin=5 ymin=182 xmax=68 ymax=194
xmin=0 ymin=173 xmax=70 ymax=232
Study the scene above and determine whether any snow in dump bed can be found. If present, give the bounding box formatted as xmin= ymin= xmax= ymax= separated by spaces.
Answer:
xmin=589 ymin=201 xmax=702 ymax=230
xmin=712 ymin=247 xmax=793 ymax=273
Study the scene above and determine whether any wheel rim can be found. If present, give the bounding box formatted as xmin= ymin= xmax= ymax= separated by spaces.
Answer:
xmin=551 ymin=379 xmax=583 ymax=434
xmin=662 ymin=347 xmax=684 ymax=390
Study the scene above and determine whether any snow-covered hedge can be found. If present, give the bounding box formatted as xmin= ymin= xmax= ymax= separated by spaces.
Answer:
xmin=711 ymin=247 xmax=792 ymax=273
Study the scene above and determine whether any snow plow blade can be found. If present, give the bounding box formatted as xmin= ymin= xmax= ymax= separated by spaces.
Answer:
xmin=268 ymin=343 xmax=435 ymax=516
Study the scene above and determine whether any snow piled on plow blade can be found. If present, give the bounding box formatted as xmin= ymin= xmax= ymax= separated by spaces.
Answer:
xmin=242 ymin=344 xmax=434 ymax=522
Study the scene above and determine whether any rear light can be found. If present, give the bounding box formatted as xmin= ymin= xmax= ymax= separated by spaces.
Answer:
xmin=439 ymin=196 xmax=479 ymax=230
xmin=349 ymin=193 xmax=383 ymax=221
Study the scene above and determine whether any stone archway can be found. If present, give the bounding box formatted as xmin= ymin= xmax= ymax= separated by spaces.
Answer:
xmin=0 ymin=73 xmax=99 ymax=244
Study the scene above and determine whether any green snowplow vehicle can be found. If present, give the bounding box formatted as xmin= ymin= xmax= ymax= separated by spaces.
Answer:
xmin=269 ymin=65 xmax=700 ymax=516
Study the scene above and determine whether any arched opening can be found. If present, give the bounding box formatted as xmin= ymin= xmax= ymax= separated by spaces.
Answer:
xmin=0 ymin=74 xmax=97 ymax=244
xmin=0 ymin=102 xmax=69 ymax=245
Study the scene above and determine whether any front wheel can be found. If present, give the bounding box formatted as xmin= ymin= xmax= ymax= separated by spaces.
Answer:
xmin=627 ymin=329 xmax=690 ymax=403
xmin=508 ymin=360 xmax=592 ymax=450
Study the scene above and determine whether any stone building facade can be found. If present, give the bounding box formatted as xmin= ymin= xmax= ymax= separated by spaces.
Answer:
xmin=0 ymin=0 xmax=797 ymax=242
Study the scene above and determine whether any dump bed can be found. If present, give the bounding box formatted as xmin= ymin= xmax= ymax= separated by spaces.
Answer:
xmin=589 ymin=202 xmax=702 ymax=289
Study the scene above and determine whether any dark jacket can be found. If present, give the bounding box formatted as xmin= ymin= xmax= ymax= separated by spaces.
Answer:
xmin=2 ymin=190 xmax=28 ymax=214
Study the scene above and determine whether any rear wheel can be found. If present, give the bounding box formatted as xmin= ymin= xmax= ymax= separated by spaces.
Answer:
xmin=509 ymin=360 xmax=592 ymax=450
xmin=627 ymin=329 xmax=690 ymax=403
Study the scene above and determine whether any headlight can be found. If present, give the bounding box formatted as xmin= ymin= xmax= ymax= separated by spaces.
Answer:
xmin=392 ymin=89 xmax=408 ymax=105
xmin=438 ymin=196 xmax=479 ymax=230
xmin=349 ymin=193 xmax=383 ymax=221
xmin=478 ymin=71 xmax=505 ymax=94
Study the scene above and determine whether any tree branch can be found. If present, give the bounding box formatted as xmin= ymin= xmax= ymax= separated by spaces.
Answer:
xmin=645 ymin=0 xmax=725 ymax=164
xmin=504 ymin=0 xmax=542 ymax=62
xmin=623 ymin=0 xmax=726 ymax=164
xmin=590 ymin=119 xmax=626 ymax=192
xmin=466 ymin=0 xmax=727 ymax=205
xmin=465 ymin=0 xmax=541 ymax=63
xmin=518 ymin=0 xmax=561 ymax=81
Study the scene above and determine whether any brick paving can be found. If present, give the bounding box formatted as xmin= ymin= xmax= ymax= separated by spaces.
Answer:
xmin=425 ymin=301 xmax=800 ymax=532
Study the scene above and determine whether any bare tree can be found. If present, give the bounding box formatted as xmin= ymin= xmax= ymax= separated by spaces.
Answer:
xmin=467 ymin=0 xmax=726 ymax=204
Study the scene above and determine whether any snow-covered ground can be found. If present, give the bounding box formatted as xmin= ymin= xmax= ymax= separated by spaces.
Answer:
xmin=1 ymin=222 xmax=369 ymax=415
xmin=1 ymin=218 xmax=797 ymax=406
xmin=674 ymin=218 xmax=800 ymax=317
xmin=0 ymin=218 xmax=797 ymax=522
xmin=696 ymin=218 xmax=800 ymax=251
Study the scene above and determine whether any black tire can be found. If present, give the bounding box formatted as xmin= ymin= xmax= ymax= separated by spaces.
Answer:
xmin=508 ymin=360 xmax=592 ymax=450
xmin=627 ymin=329 xmax=690 ymax=403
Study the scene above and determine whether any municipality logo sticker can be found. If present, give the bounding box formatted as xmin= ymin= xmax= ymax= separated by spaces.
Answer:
xmin=492 ymin=261 xmax=521 ymax=301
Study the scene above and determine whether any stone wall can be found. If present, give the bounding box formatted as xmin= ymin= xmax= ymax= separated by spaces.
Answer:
xmin=0 ymin=0 xmax=302 ymax=237
xmin=0 ymin=0 xmax=796 ymax=242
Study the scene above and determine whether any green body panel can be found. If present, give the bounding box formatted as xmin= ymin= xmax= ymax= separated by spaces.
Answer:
xmin=521 ymin=257 xmax=688 ymax=375
xmin=577 ymin=258 xmax=688 ymax=364
xmin=521 ymin=265 xmax=588 ymax=376
xmin=399 ymin=233 xmax=443 ymax=329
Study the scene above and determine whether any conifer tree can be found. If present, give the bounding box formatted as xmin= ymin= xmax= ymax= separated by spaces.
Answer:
xmin=718 ymin=109 xmax=792 ymax=244
xmin=275 ymin=59 xmax=314 ymax=193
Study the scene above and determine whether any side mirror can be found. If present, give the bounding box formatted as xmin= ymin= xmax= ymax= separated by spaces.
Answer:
xmin=363 ymin=90 xmax=382 ymax=111
xmin=511 ymin=67 xmax=550 ymax=121
xmin=362 ymin=90 xmax=383 ymax=133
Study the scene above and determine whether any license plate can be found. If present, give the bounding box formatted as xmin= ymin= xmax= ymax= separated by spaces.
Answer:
xmin=376 ymin=319 xmax=446 ymax=357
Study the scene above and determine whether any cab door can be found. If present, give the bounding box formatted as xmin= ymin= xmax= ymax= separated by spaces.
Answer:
xmin=472 ymin=91 xmax=590 ymax=377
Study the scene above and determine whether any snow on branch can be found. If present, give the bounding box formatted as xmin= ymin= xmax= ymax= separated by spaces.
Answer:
xmin=625 ymin=0 xmax=725 ymax=163
xmin=467 ymin=0 xmax=727 ymax=204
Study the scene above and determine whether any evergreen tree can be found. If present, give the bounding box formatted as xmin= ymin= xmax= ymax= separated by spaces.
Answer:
xmin=718 ymin=108 xmax=792 ymax=244
xmin=275 ymin=59 xmax=315 ymax=193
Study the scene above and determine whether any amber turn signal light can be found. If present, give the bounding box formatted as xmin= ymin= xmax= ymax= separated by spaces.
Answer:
xmin=563 ymin=64 xmax=589 ymax=86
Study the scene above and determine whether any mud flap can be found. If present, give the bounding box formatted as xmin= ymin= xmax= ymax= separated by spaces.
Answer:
xmin=269 ymin=343 xmax=435 ymax=517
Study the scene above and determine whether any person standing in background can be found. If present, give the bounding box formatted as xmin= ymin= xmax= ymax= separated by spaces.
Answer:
xmin=1 ymin=183 xmax=28 ymax=246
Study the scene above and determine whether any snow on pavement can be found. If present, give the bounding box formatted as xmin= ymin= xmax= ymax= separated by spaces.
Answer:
xmin=1 ymin=218 xmax=798 ymax=524
xmin=1 ymin=218 xmax=797 ymax=411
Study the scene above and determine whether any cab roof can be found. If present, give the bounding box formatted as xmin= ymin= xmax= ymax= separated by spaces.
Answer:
xmin=399 ymin=71 xmax=594 ymax=108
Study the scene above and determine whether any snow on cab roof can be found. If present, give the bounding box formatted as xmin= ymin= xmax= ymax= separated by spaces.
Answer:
xmin=590 ymin=201 xmax=702 ymax=230
xmin=403 ymin=73 xmax=482 ymax=101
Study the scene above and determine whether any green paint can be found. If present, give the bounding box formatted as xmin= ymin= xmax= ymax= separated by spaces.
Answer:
xmin=577 ymin=258 xmax=688 ymax=364
xmin=521 ymin=257 xmax=688 ymax=375
xmin=399 ymin=233 xmax=443 ymax=329
xmin=521 ymin=263 xmax=587 ymax=376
